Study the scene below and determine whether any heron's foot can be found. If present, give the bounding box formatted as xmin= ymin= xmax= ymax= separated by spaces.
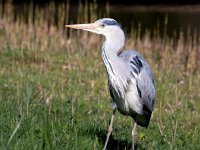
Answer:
xmin=103 ymin=124 xmax=113 ymax=150
xmin=132 ymin=123 xmax=137 ymax=150
xmin=103 ymin=109 xmax=116 ymax=150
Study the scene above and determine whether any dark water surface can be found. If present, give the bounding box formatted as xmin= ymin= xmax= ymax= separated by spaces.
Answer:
xmin=1 ymin=3 xmax=200 ymax=38
xmin=109 ymin=5 xmax=200 ymax=38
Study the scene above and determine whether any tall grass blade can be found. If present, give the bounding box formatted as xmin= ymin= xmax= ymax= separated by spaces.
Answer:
xmin=7 ymin=117 xmax=23 ymax=146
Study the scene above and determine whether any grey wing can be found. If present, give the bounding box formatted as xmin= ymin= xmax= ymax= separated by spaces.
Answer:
xmin=118 ymin=50 xmax=154 ymax=83
xmin=119 ymin=50 xmax=155 ymax=126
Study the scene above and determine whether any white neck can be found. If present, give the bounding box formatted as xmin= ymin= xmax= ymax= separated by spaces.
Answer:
xmin=104 ymin=29 xmax=125 ymax=55
xmin=101 ymin=30 xmax=128 ymax=97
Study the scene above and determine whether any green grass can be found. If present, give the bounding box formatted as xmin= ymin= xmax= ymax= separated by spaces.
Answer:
xmin=0 ymin=2 xmax=200 ymax=149
xmin=0 ymin=40 xmax=200 ymax=150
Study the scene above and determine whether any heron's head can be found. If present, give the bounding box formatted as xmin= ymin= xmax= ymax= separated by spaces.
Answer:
xmin=65 ymin=18 xmax=123 ymax=37
xmin=65 ymin=18 xmax=125 ymax=50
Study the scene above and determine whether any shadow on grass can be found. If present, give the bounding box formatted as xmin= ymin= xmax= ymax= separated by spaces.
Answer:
xmin=96 ymin=130 xmax=134 ymax=150
xmin=82 ymin=126 xmax=132 ymax=150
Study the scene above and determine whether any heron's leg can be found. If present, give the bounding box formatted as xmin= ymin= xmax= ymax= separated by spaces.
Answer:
xmin=132 ymin=122 xmax=137 ymax=150
xmin=103 ymin=108 xmax=116 ymax=150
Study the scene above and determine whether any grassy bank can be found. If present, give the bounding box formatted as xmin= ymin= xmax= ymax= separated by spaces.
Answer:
xmin=0 ymin=2 xmax=200 ymax=150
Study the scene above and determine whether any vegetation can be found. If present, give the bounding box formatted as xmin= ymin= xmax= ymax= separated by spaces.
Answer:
xmin=0 ymin=1 xmax=200 ymax=150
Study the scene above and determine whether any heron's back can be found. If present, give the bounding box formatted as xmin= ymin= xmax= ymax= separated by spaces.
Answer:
xmin=109 ymin=49 xmax=155 ymax=127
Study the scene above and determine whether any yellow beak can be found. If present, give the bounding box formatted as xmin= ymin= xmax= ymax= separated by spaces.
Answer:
xmin=65 ymin=23 xmax=97 ymax=30
xmin=65 ymin=23 xmax=102 ymax=34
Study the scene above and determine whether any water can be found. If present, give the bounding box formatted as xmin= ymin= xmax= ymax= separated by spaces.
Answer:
xmin=109 ymin=5 xmax=200 ymax=38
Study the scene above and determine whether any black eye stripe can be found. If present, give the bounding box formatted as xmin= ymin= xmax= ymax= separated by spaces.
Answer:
xmin=102 ymin=20 xmax=117 ymax=26
xmin=101 ymin=20 xmax=122 ymax=29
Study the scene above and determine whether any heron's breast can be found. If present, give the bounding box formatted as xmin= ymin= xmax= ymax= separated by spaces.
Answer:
xmin=111 ymin=81 xmax=142 ymax=115
xmin=125 ymin=82 xmax=143 ymax=115
xmin=113 ymin=96 xmax=129 ymax=115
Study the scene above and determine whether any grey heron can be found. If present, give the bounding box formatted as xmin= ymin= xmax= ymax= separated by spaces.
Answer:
xmin=65 ymin=18 xmax=155 ymax=150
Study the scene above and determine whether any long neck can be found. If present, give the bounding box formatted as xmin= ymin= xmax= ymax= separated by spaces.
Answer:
xmin=101 ymin=31 xmax=128 ymax=97
xmin=102 ymin=30 xmax=125 ymax=67
xmin=102 ymin=32 xmax=125 ymax=76
xmin=103 ymin=30 xmax=125 ymax=57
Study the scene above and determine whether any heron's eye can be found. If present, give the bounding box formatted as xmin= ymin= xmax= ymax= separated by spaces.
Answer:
xmin=100 ymin=24 xmax=106 ymax=28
